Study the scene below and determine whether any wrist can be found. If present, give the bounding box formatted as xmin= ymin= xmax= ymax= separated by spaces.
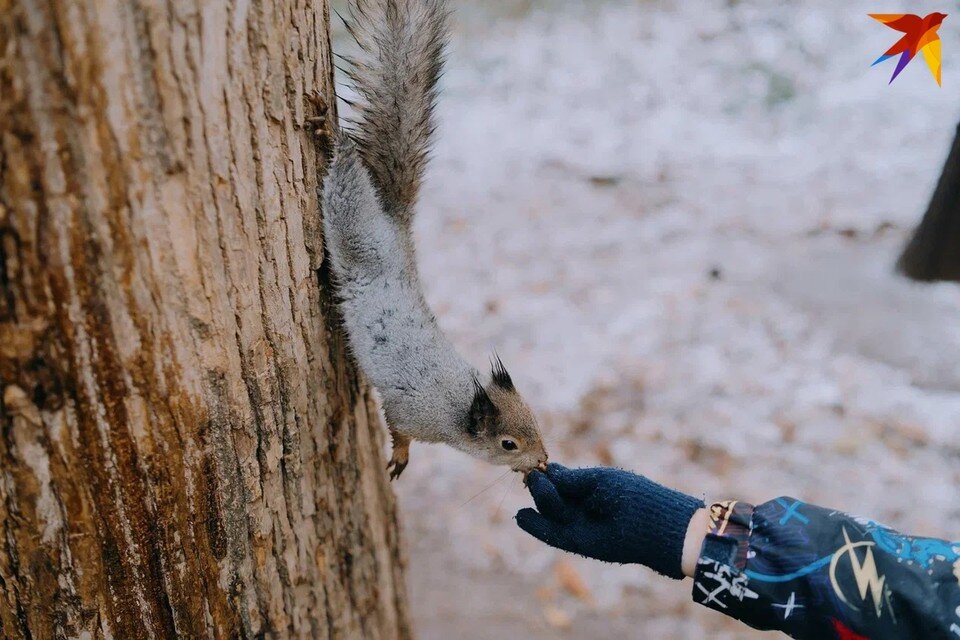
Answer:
xmin=632 ymin=476 xmax=705 ymax=578
xmin=681 ymin=508 xmax=709 ymax=577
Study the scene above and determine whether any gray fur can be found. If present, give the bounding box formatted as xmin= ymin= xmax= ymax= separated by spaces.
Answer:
xmin=322 ymin=1 xmax=547 ymax=473
xmin=341 ymin=0 xmax=447 ymax=228
xmin=323 ymin=138 xmax=475 ymax=446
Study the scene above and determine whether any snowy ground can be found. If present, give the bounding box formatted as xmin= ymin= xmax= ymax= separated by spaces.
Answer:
xmin=339 ymin=1 xmax=960 ymax=637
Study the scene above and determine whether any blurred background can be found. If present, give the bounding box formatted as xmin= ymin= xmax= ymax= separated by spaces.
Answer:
xmin=334 ymin=1 xmax=960 ymax=637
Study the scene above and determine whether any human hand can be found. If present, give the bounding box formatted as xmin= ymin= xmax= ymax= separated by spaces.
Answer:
xmin=516 ymin=463 xmax=704 ymax=579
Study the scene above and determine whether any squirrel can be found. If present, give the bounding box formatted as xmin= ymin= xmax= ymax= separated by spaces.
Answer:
xmin=320 ymin=0 xmax=548 ymax=480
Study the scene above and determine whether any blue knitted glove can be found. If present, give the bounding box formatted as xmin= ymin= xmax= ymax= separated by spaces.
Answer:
xmin=516 ymin=463 xmax=704 ymax=579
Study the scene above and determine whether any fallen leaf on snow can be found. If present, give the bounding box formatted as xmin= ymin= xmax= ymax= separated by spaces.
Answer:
xmin=554 ymin=559 xmax=594 ymax=604
xmin=543 ymin=605 xmax=572 ymax=630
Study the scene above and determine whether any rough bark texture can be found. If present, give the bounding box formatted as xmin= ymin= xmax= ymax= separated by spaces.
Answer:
xmin=0 ymin=0 xmax=411 ymax=637
xmin=898 ymin=122 xmax=960 ymax=283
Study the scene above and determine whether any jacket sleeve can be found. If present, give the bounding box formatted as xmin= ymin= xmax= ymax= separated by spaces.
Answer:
xmin=691 ymin=498 xmax=960 ymax=639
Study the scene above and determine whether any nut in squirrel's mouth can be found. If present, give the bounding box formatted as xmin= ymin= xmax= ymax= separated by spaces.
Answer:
xmin=519 ymin=461 xmax=548 ymax=485
xmin=514 ymin=461 xmax=547 ymax=474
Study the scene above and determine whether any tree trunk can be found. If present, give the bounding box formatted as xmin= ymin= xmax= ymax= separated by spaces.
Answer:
xmin=0 ymin=0 xmax=410 ymax=637
xmin=897 ymin=122 xmax=960 ymax=283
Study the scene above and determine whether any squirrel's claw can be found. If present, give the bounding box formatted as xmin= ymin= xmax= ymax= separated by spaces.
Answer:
xmin=302 ymin=90 xmax=333 ymax=155
xmin=386 ymin=458 xmax=408 ymax=481
xmin=386 ymin=430 xmax=411 ymax=481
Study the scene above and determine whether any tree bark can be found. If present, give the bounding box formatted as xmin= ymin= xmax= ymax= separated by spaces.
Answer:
xmin=0 ymin=0 xmax=410 ymax=638
xmin=897 ymin=122 xmax=960 ymax=283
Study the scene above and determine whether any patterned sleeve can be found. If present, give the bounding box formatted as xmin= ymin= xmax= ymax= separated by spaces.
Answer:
xmin=691 ymin=498 xmax=960 ymax=639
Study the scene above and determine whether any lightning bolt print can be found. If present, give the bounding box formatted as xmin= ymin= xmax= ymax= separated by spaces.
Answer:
xmin=830 ymin=528 xmax=889 ymax=619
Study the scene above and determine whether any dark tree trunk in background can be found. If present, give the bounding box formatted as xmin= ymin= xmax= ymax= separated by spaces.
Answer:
xmin=0 ymin=0 xmax=410 ymax=637
xmin=898 ymin=122 xmax=960 ymax=283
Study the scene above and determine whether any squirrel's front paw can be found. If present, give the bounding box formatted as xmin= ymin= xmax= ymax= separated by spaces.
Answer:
xmin=386 ymin=452 xmax=409 ymax=481
xmin=386 ymin=430 xmax=411 ymax=481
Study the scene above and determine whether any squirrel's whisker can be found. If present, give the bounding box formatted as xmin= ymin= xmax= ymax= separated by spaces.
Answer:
xmin=457 ymin=469 xmax=512 ymax=509
xmin=494 ymin=477 xmax=515 ymax=519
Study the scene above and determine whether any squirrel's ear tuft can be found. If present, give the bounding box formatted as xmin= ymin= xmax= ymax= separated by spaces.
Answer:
xmin=491 ymin=355 xmax=514 ymax=391
xmin=468 ymin=377 xmax=498 ymax=436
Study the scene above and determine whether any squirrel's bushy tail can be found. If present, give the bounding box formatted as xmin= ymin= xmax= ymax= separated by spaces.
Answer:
xmin=340 ymin=0 xmax=448 ymax=226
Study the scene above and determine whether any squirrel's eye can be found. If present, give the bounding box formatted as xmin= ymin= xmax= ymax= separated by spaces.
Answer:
xmin=501 ymin=439 xmax=518 ymax=451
